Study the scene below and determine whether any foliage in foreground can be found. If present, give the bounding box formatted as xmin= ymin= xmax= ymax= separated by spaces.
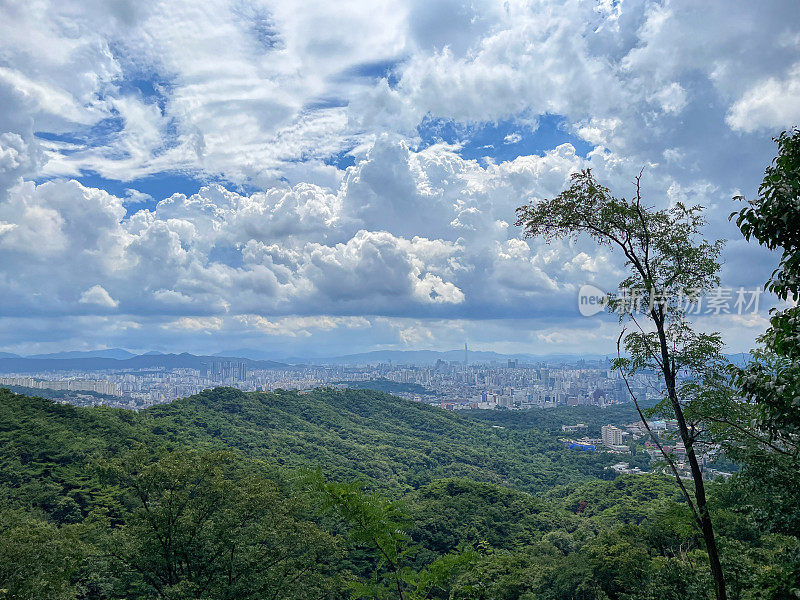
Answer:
xmin=1 ymin=386 xmax=799 ymax=599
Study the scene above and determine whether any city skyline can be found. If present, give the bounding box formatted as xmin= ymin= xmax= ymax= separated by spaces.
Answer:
xmin=0 ymin=350 xmax=648 ymax=409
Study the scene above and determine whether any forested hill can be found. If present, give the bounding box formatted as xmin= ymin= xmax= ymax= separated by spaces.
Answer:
xmin=1 ymin=386 xmax=617 ymax=495
xmin=2 ymin=386 xmax=798 ymax=599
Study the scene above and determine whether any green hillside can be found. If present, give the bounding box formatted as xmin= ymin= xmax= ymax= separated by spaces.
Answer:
xmin=1 ymin=387 xmax=798 ymax=599
xmin=144 ymin=386 xmax=620 ymax=492
xmin=0 ymin=386 xmax=615 ymax=521
xmin=0 ymin=386 xmax=622 ymax=503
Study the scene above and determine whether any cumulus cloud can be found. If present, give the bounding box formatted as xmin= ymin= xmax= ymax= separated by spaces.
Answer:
xmin=0 ymin=0 xmax=793 ymax=354
xmin=0 ymin=132 xmax=718 ymax=334
xmin=0 ymin=137 xmax=620 ymax=323
xmin=648 ymin=82 xmax=688 ymax=115
xmin=124 ymin=189 xmax=154 ymax=204
xmin=727 ymin=63 xmax=800 ymax=132
xmin=79 ymin=285 xmax=119 ymax=308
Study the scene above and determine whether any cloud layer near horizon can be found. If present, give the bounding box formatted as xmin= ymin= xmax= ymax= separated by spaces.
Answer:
xmin=0 ymin=0 xmax=797 ymax=356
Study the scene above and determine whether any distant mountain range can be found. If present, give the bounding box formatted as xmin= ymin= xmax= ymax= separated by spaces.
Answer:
xmin=26 ymin=349 xmax=137 ymax=360
xmin=0 ymin=352 xmax=289 ymax=374
xmin=0 ymin=347 xmax=752 ymax=373
xmin=302 ymin=349 xmax=612 ymax=365
xmin=0 ymin=349 xmax=136 ymax=360
xmin=0 ymin=347 xmax=611 ymax=373
xmin=210 ymin=347 xmax=617 ymax=365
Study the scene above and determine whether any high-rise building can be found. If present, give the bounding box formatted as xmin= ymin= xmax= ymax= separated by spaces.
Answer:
xmin=601 ymin=425 xmax=624 ymax=446
xmin=463 ymin=342 xmax=468 ymax=366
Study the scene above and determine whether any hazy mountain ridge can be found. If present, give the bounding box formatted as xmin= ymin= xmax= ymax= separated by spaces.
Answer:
xmin=309 ymin=349 xmax=610 ymax=365
xmin=209 ymin=348 xmax=613 ymax=365
xmin=0 ymin=347 xmax=753 ymax=372
xmin=0 ymin=352 xmax=290 ymax=374
xmin=24 ymin=349 xmax=137 ymax=360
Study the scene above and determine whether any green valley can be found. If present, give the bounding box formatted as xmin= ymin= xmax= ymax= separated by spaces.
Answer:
xmin=1 ymin=386 xmax=798 ymax=599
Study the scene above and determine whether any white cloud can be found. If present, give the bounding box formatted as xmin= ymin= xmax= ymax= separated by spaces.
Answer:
xmin=124 ymin=189 xmax=154 ymax=204
xmin=648 ymin=82 xmax=688 ymax=114
xmin=236 ymin=315 xmax=370 ymax=337
xmin=0 ymin=0 xmax=793 ymax=354
xmin=163 ymin=317 xmax=223 ymax=331
xmin=573 ymin=117 xmax=621 ymax=147
xmin=0 ymin=137 xmax=624 ymax=322
xmin=0 ymin=221 xmax=17 ymax=236
xmin=727 ymin=63 xmax=800 ymax=132
xmin=79 ymin=285 xmax=119 ymax=308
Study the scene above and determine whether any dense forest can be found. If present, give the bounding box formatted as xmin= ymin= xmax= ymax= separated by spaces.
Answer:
xmin=0 ymin=385 xmax=798 ymax=599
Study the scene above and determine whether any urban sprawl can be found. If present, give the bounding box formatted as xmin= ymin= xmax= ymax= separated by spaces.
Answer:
xmin=0 ymin=357 xmax=650 ymax=409
xmin=0 ymin=355 xmax=729 ymax=480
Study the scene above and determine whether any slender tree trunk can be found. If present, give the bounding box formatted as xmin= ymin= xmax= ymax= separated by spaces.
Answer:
xmin=693 ymin=462 xmax=727 ymax=600
xmin=656 ymin=319 xmax=727 ymax=600
xmin=668 ymin=377 xmax=727 ymax=600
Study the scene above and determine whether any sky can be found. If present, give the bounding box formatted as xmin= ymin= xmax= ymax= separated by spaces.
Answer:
xmin=0 ymin=0 xmax=798 ymax=358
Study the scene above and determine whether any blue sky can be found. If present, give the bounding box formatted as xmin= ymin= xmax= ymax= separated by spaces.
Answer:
xmin=417 ymin=114 xmax=594 ymax=163
xmin=0 ymin=0 xmax=798 ymax=356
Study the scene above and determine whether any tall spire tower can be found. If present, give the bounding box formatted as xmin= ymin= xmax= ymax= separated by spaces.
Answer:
xmin=464 ymin=342 xmax=468 ymax=366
